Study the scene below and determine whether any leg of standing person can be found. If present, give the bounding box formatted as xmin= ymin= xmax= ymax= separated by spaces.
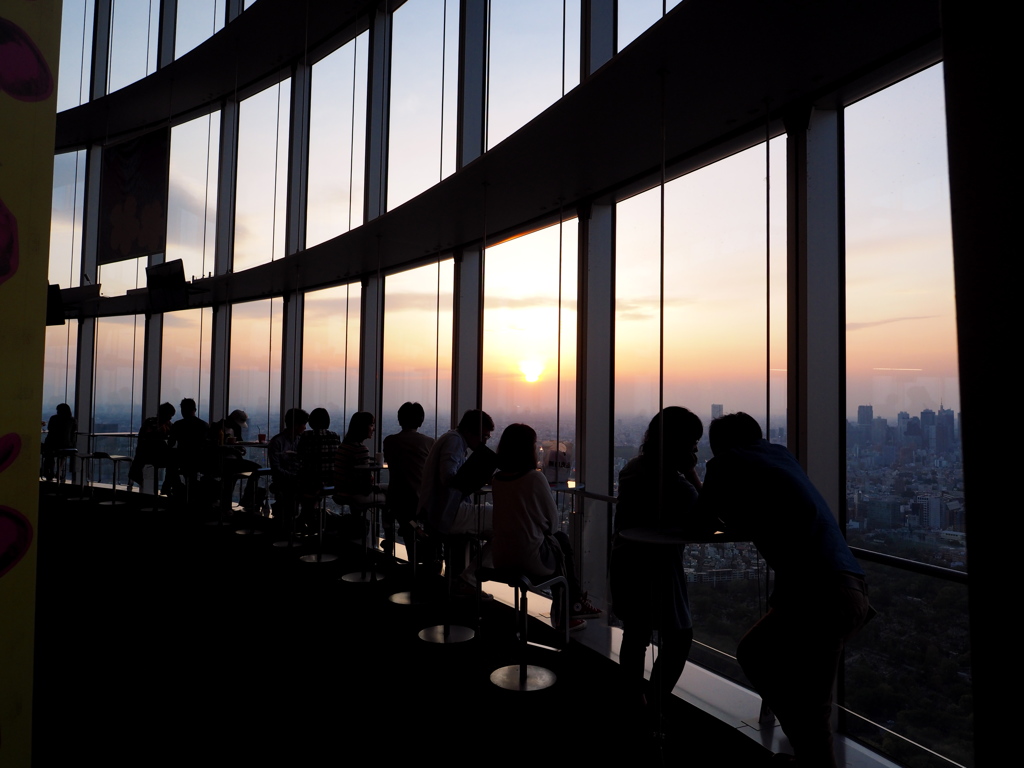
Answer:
xmin=738 ymin=589 xmax=869 ymax=768
xmin=648 ymin=626 xmax=693 ymax=706
xmin=619 ymin=626 xmax=653 ymax=700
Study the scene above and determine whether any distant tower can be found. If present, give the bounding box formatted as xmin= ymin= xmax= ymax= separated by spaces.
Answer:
xmin=711 ymin=404 xmax=724 ymax=420
xmin=857 ymin=405 xmax=873 ymax=425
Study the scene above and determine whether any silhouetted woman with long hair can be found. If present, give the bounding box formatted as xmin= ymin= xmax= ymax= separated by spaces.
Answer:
xmin=491 ymin=423 xmax=600 ymax=631
xmin=611 ymin=406 xmax=704 ymax=718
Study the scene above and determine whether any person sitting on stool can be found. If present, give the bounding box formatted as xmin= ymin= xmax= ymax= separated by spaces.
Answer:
xmin=491 ymin=423 xmax=600 ymax=632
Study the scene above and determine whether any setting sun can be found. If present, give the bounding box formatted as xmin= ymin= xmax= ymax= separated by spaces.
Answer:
xmin=519 ymin=360 xmax=544 ymax=383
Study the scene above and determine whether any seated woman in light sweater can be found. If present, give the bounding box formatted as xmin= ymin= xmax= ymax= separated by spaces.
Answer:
xmin=490 ymin=423 xmax=600 ymax=631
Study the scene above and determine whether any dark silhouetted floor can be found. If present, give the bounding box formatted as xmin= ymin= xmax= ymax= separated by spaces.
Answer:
xmin=33 ymin=485 xmax=772 ymax=766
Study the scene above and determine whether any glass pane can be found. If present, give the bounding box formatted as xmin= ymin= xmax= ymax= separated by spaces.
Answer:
xmin=382 ymin=260 xmax=454 ymax=441
xmin=307 ymin=33 xmax=369 ymax=247
xmin=57 ymin=0 xmax=95 ymax=110
xmin=388 ymin=0 xmax=459 ymax=210
xmin=843 ymin=561 xmax=973 ymax=767
xmin=161 ymin=308 xmax=212 ymax=416
xmin=175 ymin=0 xmax=226 ymax=59
xmin=234 ymin=80 xmax=290 ymax=272
xmin=301 ymin=284 xmax=361 ymax=428
xmin=107 ymin=0 xmax=160 ymax=94
xmin=616 ymin=0 xmax=682 ymax=52
xmin=613 ymin=140 xmax=785 ymax=670
xmin=483 ymin=221 xmax=577 ymax=479
xmin=844 ymin=64 xmax=964 ymax=570
xmin=49 ymin=151 xmax=86 ymax=288
xmin=230 ymin=298 xmax=283 ymax=437
xmin=99 ymin=256 xmax=146 ymax=297
xmin=42 ymin=320 xmax=79 ymax=423
xmin=614 ymin=139 xmax=785 ymax=473
xmin=167 ymin=111 xmax=220 ymax=281
xmin=487 ymin=0 xmax=580 ymax=149
xmin=92 ymin=315 xmax=145 ymax=470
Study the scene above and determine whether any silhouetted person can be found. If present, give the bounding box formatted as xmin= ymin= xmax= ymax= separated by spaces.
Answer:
xmin=204 ymin=409 xmax=260 ymax=509
xmin=168 ymin=397 xmax=208 ymax=494
xmin=129 ymin=402 xmax=176 ymax=491
xmin=491 ymin=423 xmax=600 ymax=631
xmin=611 ymin=407 xmax=703 ymax=718
xmin=42 ymin=403 xmax=77 ymax=482
xmin=297 ymin=407 xmax=340 ymax=495
xmin=418 ymin=409 xmax=498 ymax=594
xmin=418 ymin=409 xmax=497 ymax=536
xmin=268 ymin=407 xmax=307 ymax=524
xmin=382 ymin=402 xmax=434 ymax=558
xmin=696 ymin=412 xmax=872 ymax=768
xmin=334 ymin=411 xmax=379 ymax=498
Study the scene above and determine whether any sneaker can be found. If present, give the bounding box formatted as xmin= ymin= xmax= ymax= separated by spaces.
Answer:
xmin=572 ymin=592 xmax=602 ymax=619
xmin=569 ymin=618 xmax=587 ymax=632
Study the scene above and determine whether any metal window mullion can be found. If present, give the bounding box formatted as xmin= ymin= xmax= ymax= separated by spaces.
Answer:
xmin=451 ymin=247 xmax=483 ymax=423
xmin=457 ymin=0 xmax=487 ymax=167
xmin=581 ymin=0 xmax=614 ymax=80
xmin=364 ymin=4 xmax=391 ymax=221
xmin=91 ymin=0 xmax=112 ymax=100
xmin=576 ymin=201 xmax=614 ymax=602
xmin=158 ymin=0 xmax=178 ymax=69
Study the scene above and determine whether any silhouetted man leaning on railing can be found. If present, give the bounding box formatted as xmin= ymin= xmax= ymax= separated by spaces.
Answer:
xmin=696 ymin=412 xmax=874 ymax=768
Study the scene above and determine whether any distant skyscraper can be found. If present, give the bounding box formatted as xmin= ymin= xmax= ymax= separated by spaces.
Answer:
xmin=712 ymin=404 xmax=724 ymax=420
xmin=858 ymin=405 xmax=873 ymax=425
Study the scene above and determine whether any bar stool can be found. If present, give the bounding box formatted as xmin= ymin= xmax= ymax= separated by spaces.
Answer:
xmin=477 ymin=567 xmax=570 ymax=691
xmin=388 ymin=518 xmax=425 ymax=606
xmin=42 ymin=448 xmax=78 ymax=497
xmin=335 ymin=491 xmax=387 ymax=583
xmin=92 ymin=452 xmax=131 ymax=506
xmin=299 ymin=486 xmax=338 ymax=563
xmin=235 ymin=469 xmax=272 ymax=536
xmin=418 ymin=533 xmax=475 ymax=644
xmin=138 ymin=462 xmax=169 ymax=513
xmin=66 ymin=451 xmax=95 ymax=502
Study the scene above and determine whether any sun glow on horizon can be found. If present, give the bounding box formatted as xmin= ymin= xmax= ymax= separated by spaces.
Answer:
xmin=519 ymin=360 xmax=544 ymax=383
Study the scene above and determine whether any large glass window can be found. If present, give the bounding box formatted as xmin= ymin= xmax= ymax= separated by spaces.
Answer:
xmin=483 ymin=221 xmax=577 ymax=482
xmin=234 ymin=80 xmax=290 ymax=272
xmin=98 ymin=256 xmax=146 ymax=297
xmin=307 ymin=34 xmax=369 ymax=247
xmin=387 ymin=0 xmax=459 ymax=210
xmin=845 ymin=65 xmax=963 ymax=568
xmin=92 ymin=315 xmax=145 ymax=475
xmin=167 ymin=112 xmax=220 ymax=281
xmin=613 ymin=138 xmax=786 ymax=683
xmin=229 ymin=299 xmax=283 ymax=437
xmin=42 ymin=321 xmax=79 ymax=424
xmin=57 ymin=0 xmax=95 ymax=111
xmin=106 ymin=0 xmax=160 ymax=94
xmin=49 ymin=151 xmax=86 ymax=288
xmin=301 ymin=285 xmax=361 ymax=428
xmin=162 ymin=308 xmax=213 ymax=416
xmin=382 ymin=260 xmax=454 ymax=440
xmin=616 ymin=0 xmax=683 ymax=52
xmin=843 ymin=562 xmax=972 ymax=767
xmin=175 ymin=0 xmax=226 ymax=59
xmin=844 ymin=64 xmax=970 ymax=767
xmin=486 ymin=0 xmax=580 ymax=149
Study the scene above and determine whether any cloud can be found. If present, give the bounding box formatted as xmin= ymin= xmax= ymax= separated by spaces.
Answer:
xmin=615 ymin=295 xmax=698 ymax=321
xmin=846 ymin=315 xmax=938 ymax=332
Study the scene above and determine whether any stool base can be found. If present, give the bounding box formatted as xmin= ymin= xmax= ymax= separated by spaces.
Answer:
xmin=418 ymin=624 xmax=474 ymax=643
xmin=490 ymin=664 xmax=556 ymax=691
